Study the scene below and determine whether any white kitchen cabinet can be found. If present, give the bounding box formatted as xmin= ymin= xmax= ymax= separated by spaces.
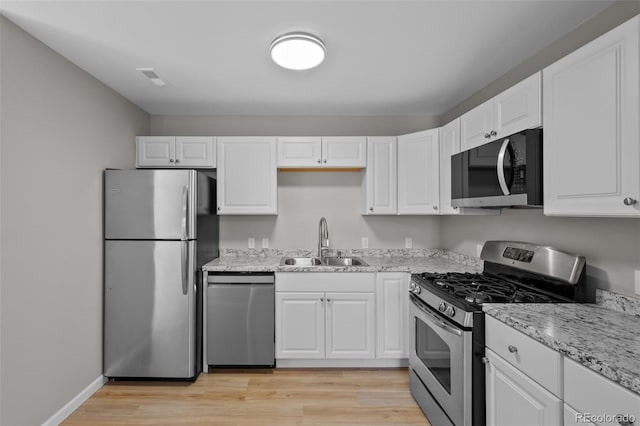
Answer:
xmin=564 ymin=357 xmax=640 ymax=426
xmin=543 ymin=16 xmax=640 ymax=217
xmin=439 ymin=119 xmax=462 ymax=215
xmin=485 ymin=348 xmax=562 ymax=426
xmin=277 ymin=137 xmax=322 ymax=167
xmin=460 ymin=72 xmax=541 ymax=151
xmin=277 ymin=136 xmax=366 ymax=168
xmin=136 ymin=136 xmax=216 ymax=168
xmin=362 ymin=137 xmax=397 ymax=215
xmin=375 ymin=272 xmax=408 ymax=359
xmin=275 ymin=273 xmax=376 ymax=360
xmin=325 ymin=292 xmax=375 ymax=359
xmin=275 ymin=292 xmax=325 ymax=359
xmin=397 ymin=129 xmax=440 ymax=214
xmin=216 ymin=137 xmax=277 ymax=214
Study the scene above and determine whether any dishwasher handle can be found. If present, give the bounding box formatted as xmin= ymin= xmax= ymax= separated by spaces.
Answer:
xmin=207 ymin=274 xmax=274 ymax=284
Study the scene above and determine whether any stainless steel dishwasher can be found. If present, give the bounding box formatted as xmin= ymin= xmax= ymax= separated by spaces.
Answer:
xmin=206 ymin=273 xmax=275 ymax=367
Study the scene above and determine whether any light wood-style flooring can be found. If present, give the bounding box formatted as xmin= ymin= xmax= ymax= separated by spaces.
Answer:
xmin=63 ymin=368 xmax=430 ymax=425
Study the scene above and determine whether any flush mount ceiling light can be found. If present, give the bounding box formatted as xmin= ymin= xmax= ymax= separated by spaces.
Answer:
xmin=270 ymin=32 xmax=326 ymax=70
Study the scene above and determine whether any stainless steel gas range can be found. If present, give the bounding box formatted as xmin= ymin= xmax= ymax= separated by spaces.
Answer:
xmin=408 ymin=241 xmax=587 ymax=426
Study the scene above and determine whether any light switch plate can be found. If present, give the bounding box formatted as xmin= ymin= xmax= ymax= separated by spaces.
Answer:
xmin=635 ymin=270 xmax=640 ymax=295
xmin=361 ymin=237 xmax=369 ymax=249
xmin=405 ymin=237 xmax=413 ymax=248
xmin=248 ymin=237 xmax=255 ymax=249
xmin=262 ymin=238 xmax=269 ymax=249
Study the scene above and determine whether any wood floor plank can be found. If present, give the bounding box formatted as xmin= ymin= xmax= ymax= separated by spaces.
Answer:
xmin=63 ymin=368 xmax=430 ymax=425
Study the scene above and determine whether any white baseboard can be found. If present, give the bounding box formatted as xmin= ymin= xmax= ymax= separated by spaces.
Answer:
xmin=42 ymin=375 xmax=106 ymax=426
xmin=275 ymin=358 xmax=408 ymax=368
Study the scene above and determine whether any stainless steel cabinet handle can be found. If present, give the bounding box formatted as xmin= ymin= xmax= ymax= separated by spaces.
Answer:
xmin=175 ymin=159 xmax=180 ymax=163
xmin=490 ymin=130 xmax=497 ymax=137
xmin=623 ymin=197 xmax=637 ymax=206
xmin=484 ymin=133 xmax=491 ymax=139
xmin=169 ymin=159 xmax=175 ymax=163
xmin=508 ymin=345 xmax=518 ymax=353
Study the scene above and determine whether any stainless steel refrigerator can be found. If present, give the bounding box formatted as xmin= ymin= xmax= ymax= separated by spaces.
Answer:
xmin=103 ymin=169 xmax=218 ymax=380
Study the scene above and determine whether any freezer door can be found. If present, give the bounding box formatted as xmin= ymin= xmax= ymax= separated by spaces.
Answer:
xmin=104 ymin=169 xmax=197 ymax=240
xmin=104 ymin=240 xmax=196 ymax=379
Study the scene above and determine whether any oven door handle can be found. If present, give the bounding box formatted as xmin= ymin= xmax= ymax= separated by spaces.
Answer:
xmin=413 ymin=298 xmax=463 ymax=337
xmin=497 ymin=138 xmax=511 ymax=195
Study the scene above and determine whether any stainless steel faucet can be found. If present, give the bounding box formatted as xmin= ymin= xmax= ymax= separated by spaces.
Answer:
xmin=318 ymin=217 xmax=329 ymax=258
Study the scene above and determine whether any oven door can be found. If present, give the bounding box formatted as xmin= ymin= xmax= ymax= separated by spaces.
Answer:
xmin=409 ymin=294 xmax=472 ymax=426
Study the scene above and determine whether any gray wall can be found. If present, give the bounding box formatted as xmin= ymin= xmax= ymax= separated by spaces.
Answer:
xmin=151 ymin=115 xmax=442 ymax=250
xmin=0 ymin=17 xmax=149 ymax=426
xmin=440 ymin=1 xmax=640 ymax=297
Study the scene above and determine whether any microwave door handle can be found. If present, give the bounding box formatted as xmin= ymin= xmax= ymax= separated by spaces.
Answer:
xmin=497 ymin=138 xmax=511 ymax=195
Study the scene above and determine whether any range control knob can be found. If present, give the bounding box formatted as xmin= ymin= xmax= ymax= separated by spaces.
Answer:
xmin=438 ymin=302 xmax=446 ymax=312
xmin=445 ymin=306 xmax=456 ymax=317
xmin=414 ymin=285 xmax=421 ymax=294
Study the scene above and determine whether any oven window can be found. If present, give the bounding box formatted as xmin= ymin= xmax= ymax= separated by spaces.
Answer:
xmin=415 ymin=316 xmax=452 ymax=394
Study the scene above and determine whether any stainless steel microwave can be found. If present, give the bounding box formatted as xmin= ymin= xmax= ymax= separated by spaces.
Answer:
xmin=451 ymin=129 xmax=542 ymax=208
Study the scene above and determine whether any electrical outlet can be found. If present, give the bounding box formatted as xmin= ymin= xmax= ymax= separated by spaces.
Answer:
xmin=476 ymin=243 xmax=483 ymax=257
xmin=635 ymin=270 xmax=640 ymax=295
xmin=405 ymin=237 xmax=413 ymax=249
xmin=248 ymin=237 xmax=255 ymax=249
xmin=361 ymin=237 xmax=369 ymax=249
xmin=262 ymin=238 xmax=269 ymax=249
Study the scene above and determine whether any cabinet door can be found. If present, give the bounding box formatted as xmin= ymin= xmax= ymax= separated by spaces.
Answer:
xmin=275 ymin=292 xmax=325 ymax=359
xmin=136 ymin=136 xmax=176 ymax=167
xmin=492 ymin=72 xmax=541 ymax=140
xmin=543 ymin=17 xmax=640 ymax=216
xmin=460 ymin=100 xmax=493 ymax=151
xmin=322 ymin=137 xmax=367 ymax=167
xmin=216 ymin=137 xmax=277 ymax=214
xmin=375 ymin=273 xmax=408 ymax=359
xmin=175 ymin=136 xmax=215 ymax=168
xmin=485 ymin=349 xmax=562 ymax=426
xmin=362 ymin=137 xmax=397 ymax=215
xmin=439 ymin=119 xmax=461 ymax=215
xmin=397 ymin=129 xmax=440 ymax=214
xmin=277 ymin=137 xmax=322 ymax=167
xmin=325 ymin=292 xmax=375 ymax=359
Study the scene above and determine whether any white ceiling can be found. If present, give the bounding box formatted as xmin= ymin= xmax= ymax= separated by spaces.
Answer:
xmin=0 ymin=0 xmax=615 ymax=116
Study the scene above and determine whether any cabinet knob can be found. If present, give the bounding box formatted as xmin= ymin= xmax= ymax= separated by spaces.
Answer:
xmin=490 ymin=130 xmax=497 ymax=137
xmin=317 ymin=159 xmax=322 ymax=163
xmin=484 ymin=133 xmax=491 ymax=139
xmin=320 ymin=297 xmax=324 ymax=302
xmin=175 ymin=159 xmax=180 ymax=164
xmin=508 ymin=345 xmax=518 ymax=353
xmin=327 ymin=298 xmax=331 ymax=302
xmin=217 ymin=207 xmax=221 ymax=211
xmin=369 ymin=207 xmax=373 ymax=212
xmin=623 ymin=197 xmax=637 ymax=206
xmin=481 ymin=356 xmax=489 ymax=364
xmin=323 ymin=159 xmax=327 ymax=164
xmin=433 ymin=206 xmax=438 ymax=210
xmin=169 ymin=159 xmax=175 ymax=163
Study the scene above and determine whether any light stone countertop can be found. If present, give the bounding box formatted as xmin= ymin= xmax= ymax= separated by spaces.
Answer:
xmin=483 ymin=290 xmax=640 ymax=396
xmin=202 ymin=248 xmax=483 ymax=274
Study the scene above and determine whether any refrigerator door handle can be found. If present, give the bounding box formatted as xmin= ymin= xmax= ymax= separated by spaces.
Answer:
xmin=181 ymin=241 xmax=189 ymax=295
xmin=181 ymin=185 xmax=189 ymax=241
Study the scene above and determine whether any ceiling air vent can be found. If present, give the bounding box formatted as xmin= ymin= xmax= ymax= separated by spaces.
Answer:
xmin=136 ymin=68 xmax=166 ymax=86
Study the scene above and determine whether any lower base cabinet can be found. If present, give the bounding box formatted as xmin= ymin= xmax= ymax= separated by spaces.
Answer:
xmin=485 ymin=348 xmax=562 ymax=426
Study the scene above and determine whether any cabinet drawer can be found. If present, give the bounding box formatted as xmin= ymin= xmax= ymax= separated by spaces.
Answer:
xmin=564 ymin=403 xmax=597 ymax=426
xmin=275 ymin=272 xmax=375 ymax=292
xmin=564 ymin=357 xmax=640 ymax=426
xmin=485 ymin=315 xmax=562 ymax=396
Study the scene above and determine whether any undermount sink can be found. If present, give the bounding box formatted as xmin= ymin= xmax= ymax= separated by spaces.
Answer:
xmin=279 ymin=256 xmax=368 ymax=267
xmin=322 ymin=256 xmax=368 ymax=266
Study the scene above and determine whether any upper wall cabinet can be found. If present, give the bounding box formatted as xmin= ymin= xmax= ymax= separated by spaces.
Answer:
xmin=217 ymin=137 xmax=277 ymax=215
xmin=460 ymin=72 xmax=541 ymax=151
xmin=277 ymin=136 xmax=366 ymax=168
xmin=543 ymin=16 xmax=639 ymax=217
xmin=397 ymin=129 xmax=440 ymax=214
xmin=136 ymin=136 xmax=216 ymax=168
xmin=362 ymin=137 xmax=397 ymax=215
